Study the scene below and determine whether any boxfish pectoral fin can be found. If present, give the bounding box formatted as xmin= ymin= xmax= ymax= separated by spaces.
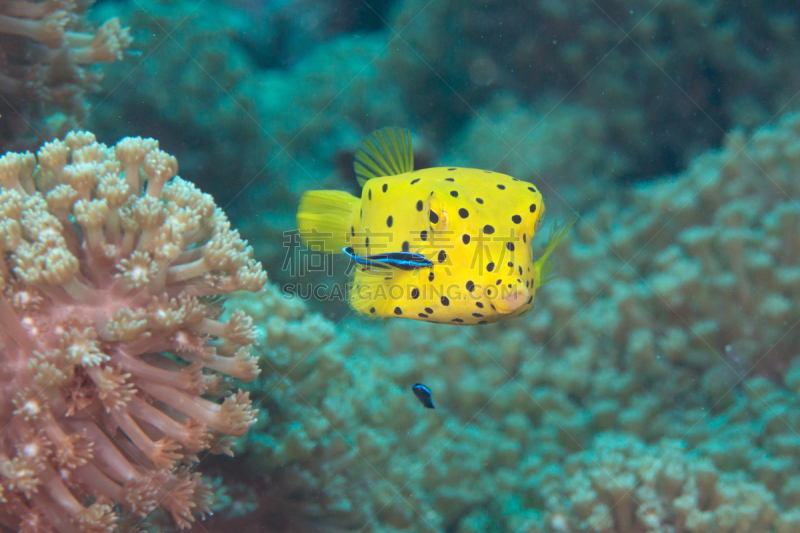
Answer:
xmin=534 ymin=215 xmax=578 ymax=287
xmin=350 ymin=268 xmax=395 ymax=316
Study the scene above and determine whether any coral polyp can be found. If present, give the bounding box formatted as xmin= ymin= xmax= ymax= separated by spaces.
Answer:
xmin=0 ymin=132 xmax=265 ymax=531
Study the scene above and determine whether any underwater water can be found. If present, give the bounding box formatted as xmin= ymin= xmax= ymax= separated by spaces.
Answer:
xmin=2 ymin=0 xmax=800 ymax=531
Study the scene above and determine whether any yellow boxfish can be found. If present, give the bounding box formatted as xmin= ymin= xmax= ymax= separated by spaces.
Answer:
xmin=297 ymin=127 xmax=575 ymax=325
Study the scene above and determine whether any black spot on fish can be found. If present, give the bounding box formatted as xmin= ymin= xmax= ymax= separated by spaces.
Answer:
xmin=452 ymin=318 xmax=464 ymax=323
xmin=530 ymin=204 xmax=537 ymax=213
xmin=497 ymin=184 xmax=506 ymax=190
xmin=448 ymin=168 xmax=456 ymax=171
xmin=411 ymin=178 xmax=420 ymax=185
xmin=365 ymin=237 xmax=370 ymax=247
xmin=351 ymin=226 xmax=354 ymax=237
xmin=507 ymin=283 xmax=512 ymax=288
xmin=496 ymin=279 xmax=502 ymax=285
xmin=441 ymin=296 xmax=450 ymax=306
xmin=518 ymin=266 xmax=523 ymax=275
xmin=425 ymin=307 xmax=434 ymax=314
xmin=487 ymin=262 xmax=495 ymax=272
xmin=412 ymin=383 xmax=435 ymax=408
xmin=387 ymin=215 xmax=393 ymax=227
xmin=394 ymin=307 xmax=402 ymax=315
xmin=445 ymin=178 xmax=455 ymax=182
xmin=478 ymin=320 xmax=488 ymax=324
xmin=420 ymin=230 xmax=428 ymax=241
xmin=370 ymin=307 xmax=376 ymax=313
xmin=368 ymin=189 xmax=372 ymax=200
xmin=490 ymin=303 xmax=496 ymax=310
xmin=483 ymin=224 xmax=495 ymax=234
xmin=476 ymin=301 xmax=483 ymax=308
xmin=507 ymin=242 xmax=515 ymax=251
xmin=450 ymin=191 xmax=458 ymax=198
xmin=476 ymin=198 xmax=484 ymax=204
xmin=416 ymin=200 xmax=423 ymax=211
xmin=428 ymin=272 xmax=434 ymax=282
xmin=466 ymin=280 xmax=475 ymax=292
xmin=458 ymin=208 xmax=469 ymax=218
xmin=438 ymin=250 xmax=447 ymax=263
xmin=462 ymin=234 xmax=471 ymax=245
xmin=528 ymin=186 xmax=536 ymax=192
xmin=360 ymin=208 xmax=362 ymax=218
xmin=473 ymin=313 xmax=484 ymax=317
xmin=402 ymin=241 xmax=410 ymax=252
xmin=429 ymin=211 xmax=439 ymax=224
xmin=523 ymin=234 xmax=527 ymax=243
xmin=382 ymin=183 xmax=388 ymax=193
xmin=508 ymin=262 xmax=514 ymax=268
xmin=486 ymin=288 xmax=493 ymax=296
xmin=512 ymin=214 xmax=522 ymax=224
xmin=418 ymin=313 xmax=428 ymax=318
xmin=527 ymin=296 xmax=533 ymax=304
xmin=411 ymin=287 xmax=420 ymax=299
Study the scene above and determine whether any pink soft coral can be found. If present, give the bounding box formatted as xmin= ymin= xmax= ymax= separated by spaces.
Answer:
xmin=0 ymin=131 xmax=266 ymax=531
xmin=0 ymin=0 xmax=132 ymax=149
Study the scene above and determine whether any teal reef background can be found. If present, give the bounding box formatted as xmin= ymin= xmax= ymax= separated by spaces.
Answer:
xmin=84 ymin=0 xmax=800 ymax=311
xmin=4 ymin=0 xmax=800 ymax=530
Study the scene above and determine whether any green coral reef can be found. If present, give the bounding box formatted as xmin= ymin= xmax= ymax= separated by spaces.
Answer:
xmin=86 ymin=0 xmax=800 ymax=209
xmin=199 ymin=112 xmax=800 ymax=531
xmin=81 ymin=0 xmax=800 ymax=302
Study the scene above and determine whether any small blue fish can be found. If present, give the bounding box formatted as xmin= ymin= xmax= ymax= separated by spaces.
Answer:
xmin=412 ymin=383 xmax=435 ymax=409
xmin=343 ymin=247 xmax=433 ymax=271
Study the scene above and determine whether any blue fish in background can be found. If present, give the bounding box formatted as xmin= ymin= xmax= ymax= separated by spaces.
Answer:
xmin=412 ymin=383 xmax=435 ymax=409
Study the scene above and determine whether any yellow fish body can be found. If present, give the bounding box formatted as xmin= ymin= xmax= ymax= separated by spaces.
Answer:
xmin=297 ymin=127 xmax=574 ymax=325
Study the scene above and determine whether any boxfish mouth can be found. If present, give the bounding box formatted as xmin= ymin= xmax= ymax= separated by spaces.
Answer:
xmin=493 ymin=287 xmax=530 ymax=315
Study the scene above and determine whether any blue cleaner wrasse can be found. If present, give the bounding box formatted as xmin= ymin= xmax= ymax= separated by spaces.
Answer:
xmin=297 ymin=127 xmax=575 ymax=325
xmin=342 ymin=246 xmax=433 ymax=271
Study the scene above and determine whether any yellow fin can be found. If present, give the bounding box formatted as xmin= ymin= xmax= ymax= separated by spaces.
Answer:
xmin=534 ymin=215 xmax=577 ymax=287
xmin=297 ymin=190 xmax=358 ymax=253
xmin=349 ymin=268 xmax=397 ymax=317
xmin=354 ymin=127 xmax=413 ymax=187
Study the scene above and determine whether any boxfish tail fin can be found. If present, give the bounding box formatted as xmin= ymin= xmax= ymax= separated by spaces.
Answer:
xmin=297 ymin=190 xmax=358 ymax=253
xmin=534 ymin=215 xmax=577 ymax=287
xmin=354 ymin=127 xmax=414 ymax=187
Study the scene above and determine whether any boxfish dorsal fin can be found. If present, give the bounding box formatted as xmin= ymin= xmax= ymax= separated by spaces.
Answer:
xmin=354 ymin=127 xmax=414 ymax=187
